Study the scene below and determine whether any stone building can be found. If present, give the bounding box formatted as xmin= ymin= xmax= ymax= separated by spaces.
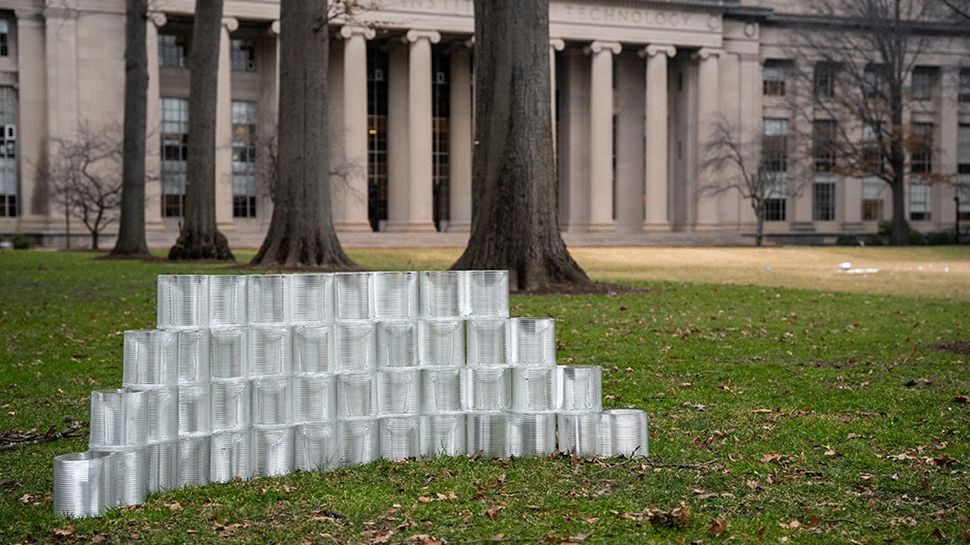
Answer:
xmin=0 ymin=0 xmax=968 ymax=247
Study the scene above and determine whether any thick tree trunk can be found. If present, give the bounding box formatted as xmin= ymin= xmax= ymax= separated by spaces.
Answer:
xmin=451 ymin=0 xmax=590 ymax=291
xmin=754 ymin=206 xmax=765 ymax=247
xmin=169 ymin=0 xmax=234 ymax=260
xmin=250 ymin=0 xmax=357 ymax=268
xmin=92 ymin=230 xmax=99 ymax=251
xmin=888 ymin=91 xmax=909 ymax=246
xmin=111 ymin=0 xmax=150 ymax=257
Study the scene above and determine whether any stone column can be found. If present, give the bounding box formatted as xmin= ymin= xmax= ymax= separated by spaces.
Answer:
xmin=936 ymin=67 xmax=959 ymax=228
xmin=640 ymin=44 xmax=675 ymax=231
xmin=145 ymin=12 xmax=166 ymax=229
xmin=614 ymin=53 xmax=644 ymax=232
xmin=257 ymin=20 xmax=280 ymax=222
xmin=215 ymin=17 xmax=238 ymax=231
xmin=693 ymin=47 xmax=721 ymax=230
xmin=585 ymin=41 xmax=621 ymax=232
xmin=447 ymin=42 xmax=473 ymax=232
xmin=337 ymin=25 xmax=375 ymax=232
xmin=549 ymin=38 xmax=564 ymax=146
xmin=14 ymin=9 xmax=48 ymax=224
xmin=388 ymin=30 xmax=440 ymax=232
xmin=386 ymin=44 xmax=408 ymax=231
xmin=43 ymin=6 xmax=79 ymax=231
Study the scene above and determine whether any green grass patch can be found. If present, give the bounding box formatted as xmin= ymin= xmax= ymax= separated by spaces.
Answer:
xmin=0 ymin=250 xmax=968 ymax=544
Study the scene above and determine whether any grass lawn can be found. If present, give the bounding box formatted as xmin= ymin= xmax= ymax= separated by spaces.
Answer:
xmin=1 ymin=248 xmax=968 ymax=544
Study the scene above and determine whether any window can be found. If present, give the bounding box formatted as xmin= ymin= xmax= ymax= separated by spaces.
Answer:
xmin=431 ymin=48 xmax=450 ymax=232
xmin=763 ymin=60 xmax=789 ymax=96
xmin=813 ymin=176 xmax=837 ymax=221
xmin=910 ymin=122 xmax=933 ymax=174
xmin=863 ymin=64 xmax=888 ymax=100
xmin=0 ymin=86 xmax=17 ymax=217
xmin=763 ymin=118 xmax=788 ymax=173
xmin=862 ymin=178 xmax=885 ymax=221
xmin=813 ymin=62 xmax=837 ymax=99
xmin=160 ymin=97 xmax=188 ymax=217
xmin=764 ymin=180 xmax=787 ymax=222
xmin=159 ymin=34 xmax=188 ymax=69
xmin=911 ymin=66 xmax=939 ymax=101
xmin=0 ymin=20 xmax=9 ymax=57
xmin=813 ymin=119 xmax=837 ymax=172
xmin=959 ymin=125 xmax=970 ymax=220
xmin=960 ymin=69 xmax=970 ymax=103
xmin=909 ymin=183 xmax=931 ymax=221
xmin=862 ymin=122 xmax=883 ymax=175
xmin=230 ymin=39 xmax=256 ymax=72
xmin=231 ymin=101 xmax=257 ymax=218
xmin=367 ymin=46 xmax=388 ymax=231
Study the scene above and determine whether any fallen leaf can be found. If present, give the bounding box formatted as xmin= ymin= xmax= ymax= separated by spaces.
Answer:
xmin=52 ymin=526 xmax=75 ymax=538
xmin=954 ymin=395 xmax=969 ymax=404
xmin=745 ymin=480 xmax=759 ymax=489
xmin=708 ymin=517 xmax=728 ymax=536
xmin=752 ymin=408 xmax=773 ymax=414
xmin=164 ymin=501 xmax=183 ymax=511
xmin=760 ymin=453 xmax=784 ymax=464
xmin=778 ymin=520 xmax=801 ymax=530
xmin=484 ymin=504 xmax=505 ymax=520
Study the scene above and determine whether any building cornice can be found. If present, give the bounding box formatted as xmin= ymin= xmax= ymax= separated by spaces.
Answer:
xmin=764 ymin=12 xmax=970 ymax=38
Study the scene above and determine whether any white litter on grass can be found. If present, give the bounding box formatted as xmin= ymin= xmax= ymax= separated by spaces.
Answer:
xmin=836 ymin=262 xmax=878 ymax=275
xmin=839 ymin=262 xmax=852 ymax=271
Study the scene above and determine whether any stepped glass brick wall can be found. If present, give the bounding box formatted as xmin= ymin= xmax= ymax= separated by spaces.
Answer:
xmin=52 ymin=271 xmax=649 ymax=518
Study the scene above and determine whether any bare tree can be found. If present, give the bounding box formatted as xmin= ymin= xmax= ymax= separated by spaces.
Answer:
xmin=250 ymin=0 xmax=357 ymax=268
xmin=451 ymin=0 xmax=590 ymax=290
xmin=111 ymin=0 xmax=151 ymax=256
xmin=702 ymin=116 xmax=808 ymax=246
xmin=48 ymin=124 xmax=123 ymax=251
xmin=940 ymin=0 xmax=970 ymax=19
xmin=786 ymin=0 xmax=951 ymax=245
xmin=169 ymin=0 xmax=234 ymax=260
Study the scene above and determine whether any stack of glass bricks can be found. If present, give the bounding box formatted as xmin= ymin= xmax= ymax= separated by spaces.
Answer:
xmin=52 ymin=271 xmax=649 ymax=518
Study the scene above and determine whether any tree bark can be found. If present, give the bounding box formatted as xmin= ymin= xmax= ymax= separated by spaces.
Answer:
xmin=169 ymin=0 xmax=234 ymax=260
xmin=111 ymin=0 xmax=150 ymax=256
xmin=250 ymin=0 xmax=357 ymax=269
xmin=451 ymin=0 xmax=590 ymax=291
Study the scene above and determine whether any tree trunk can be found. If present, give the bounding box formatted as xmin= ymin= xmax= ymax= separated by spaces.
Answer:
xmin=755 ymin=206 xmax=765 ymax=247
xmin=169 ymin=0 xmax=234 ymax=260
xmin=451 ymin=0 xmax=590 ymax=291
xmin=111 ymin=0 xmax=150 ymax=257
xmin=888 ymin=89 xmax=909 ymax=246
xmin=92 ymin=230 xmax=99 ymax=251
xmin=250 ymin=0 xmax=358 ymax=269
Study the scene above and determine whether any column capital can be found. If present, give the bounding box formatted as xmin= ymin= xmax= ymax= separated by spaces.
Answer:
xmin=222 ymin=17 xmax=239 ymax=32
xmin=148 ymin=11 xmax=167 ymax=28
xmin=14 ymin=8 xmax=44 ymax=25
xmin=549 ymin=38 xmax=565 ymax=51
xmin=638 ymin=44 xmax=675 ymax=59
xmin=269 ymin=20 xmax=280 ymax=35
xmin=692 ymin=47 xmax=722 ymax=61
xmin=448 ymin=38 xmax=474 ymax=53
xmin=340 ymin=25 xmax=376 ymax=40
xmin=584 ymin=41 xmax=622 ymax=55
xmin=405 ymin=29 xmax=441 ymax=44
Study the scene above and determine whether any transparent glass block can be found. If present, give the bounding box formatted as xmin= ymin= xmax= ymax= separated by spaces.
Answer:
xmin=417 ymin=320 xmax=464 ymax=367
xmin=558 ymin=366 xmax=602 ymax=413
xmin=334 ymin=321 xmax=376 ymax=372
xmin=123 ymin=329 xmax=177 ymax=388
xmin=252 ymin=377 xmax=293 ymax=426
xmin=294 ymin=374 xmax=337 ymax=424
xmin=177 ymin=434 xmax=210 ymax=488
xmin=294 ymin=422 xmax=339 ymax=472
xmin=210 ymin=429 xmax=252 ymax=483
xmin=509 ymin=318 xmax=556 ymax=366
xmin=157 ymin=275 xmax=209 ymax=329
xmin=511 ymin=366 xmax=559 ymax=413
xmin=377 ymin=320 xmax=418 ymax=368
xmin=293 ymin=324 xmax=333 ymax=374
xmin=247 ymin=274 xmax=288 ymax=324
xmin=177 ymin=329 xmax=210 ymax=384
xmin=336 ymin=373 xmax=377 ymax=418
xmin=466 ymin=319 xmax=509 ymax=366
xmin=97 ymin=447 xmax=147 ymax=508
xmin=210 ymin=379 xmax=250 ymax=432
xmin=288 ymin=273 xmax=333 ymax=324
xmin=508 ymin=413 xmax=557 ymax=458
xmin=379 ymin=416 xmax=421 ymax=460
xmin=377 ymin=369 xmax=421 ymax=416
xmin=598 ymin=409 xmax=649 ymax=458
xmin=334 ymin=272 xmax=372 ymax=320
xmin=145 ymin=440 xmax=177 ymax=493
xmin=466 ymin=413 xmax=509 ymax=458
xmin=53 ymin=451 xmax=113 ymax=518
xmin=464 ymin=270 xmax=509 ymax=318
xmin=253 ymin=425 xmax=294 ymax=477
xmin=178 ymin=384 xmax=211 ymax=436
xmin=209 ymin=326 xmax=247 ymax=379
xmin=373 ymin=271 xmax=418 ymax=319
xmin=209 ymin=275 xmax=247 ymax=326
xmin=89 ymin=389 xmax=147 ymax=450
xmin=557 ymin=412 xmax=600 ymax=457
xmin=338 ymin=418 xmax=379 ymax=466
xmin=421 ymin=413 xmax=466 ymax=458
xmin=133 ymin=386 xmax=178 ymax=443
xmin=248 ymin=325 xmax=292 ymax=377
xmin=421 ymin=368 xmax=463 ymax=414
xmin=418 ymin=271 xmax=464 ymax=319
xmin=466 ymin=366 xmax=512 ymax=412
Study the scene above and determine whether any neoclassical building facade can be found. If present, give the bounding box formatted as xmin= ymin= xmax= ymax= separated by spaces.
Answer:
xmin=0 ymin=0 xmax=968 ymax=246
